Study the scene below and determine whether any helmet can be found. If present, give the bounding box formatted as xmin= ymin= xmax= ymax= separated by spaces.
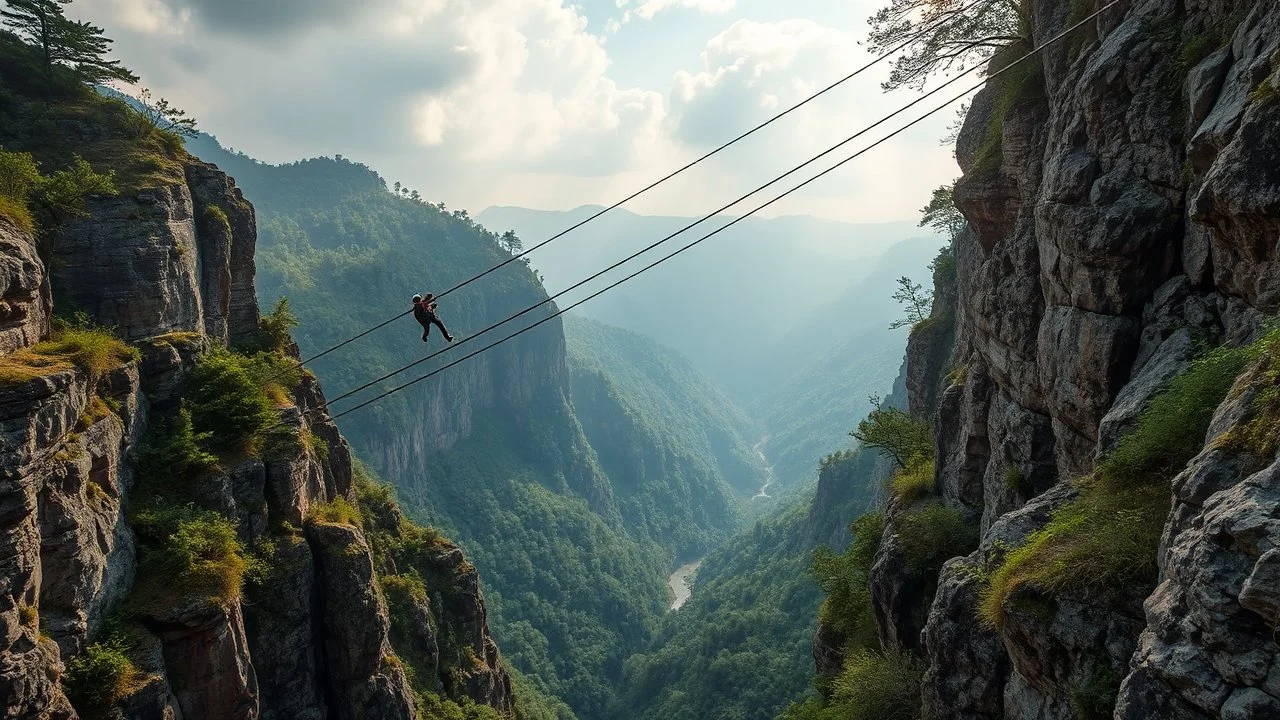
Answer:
xmin=412 ymin=294 xmax=422 ymax=303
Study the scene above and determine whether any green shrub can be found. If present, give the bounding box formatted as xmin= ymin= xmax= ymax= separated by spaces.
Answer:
xmin=185 ymin=349 xmax=278 ymax=451
xmin=308 ymin=496 xmax=361 ymax=527
xmin=136 ymin=513 xmax=248 ymax=608
xmin=257 ymin=296 xmax=299 ymax=353
xmin=829 ymin=649 xmax=924 ymax=720
xmin=133 ymin=408 xmax=221 ymax=513
xmin=1068 ymin=667 xmax=1122 ymax=720
xmin=1103 ymin=343 xmax=1250 ymax=482
xmin=890 ymin=456 xmax=935 ymax=506
xmin=0 ymin=148 xmax=40 ymax=231
xmin=1003 ymin=466 xmax=1029 ymax=494
xmin=812 ymin=513 xmax=884 ymax=647
xmin=170 ymin=514 xmax=248 ymax=604
xmin=37 ymin=155 xmax=118 ymax=224
xmin=62 ymin=635 xmax=145 ymax=714
xmin=18 ymin=604 xmax=37 ymax=628
xmin=898 ymin=501 xmax=978 ymax=574
xmin=980 ymin=342 xmax=1252 ymax=628
xmin=417 ymin=692 xmax=505 ymax=720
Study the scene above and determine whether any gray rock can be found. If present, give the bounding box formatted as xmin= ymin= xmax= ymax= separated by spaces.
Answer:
xmin=51 ymin=184 xmax=204 ymax=342
xmin=184 ymin=161 xmax=260 ymax=345
xmin=920 ymin=555 xmax=1007 ymax=719
xmin=243 ymin=537 xmax=326 ymax=720
xmin=148 ymin=600 xmax=260 ymax=720
xmin=306 ymin=521 xmax=417 ymax=720
xmin=0 ymin=219 xmax=49 ymax=354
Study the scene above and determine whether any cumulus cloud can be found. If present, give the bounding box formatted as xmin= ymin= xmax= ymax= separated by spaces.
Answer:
xmin=618 ymin=0 xmax=737 ymax=22
xmin=661 ymin=18 xmax=960 ymax=221
xmin=75 ymin=0 xmax=667 ymax=176
xmin=67 ymin=0 xmax=956 ymax=222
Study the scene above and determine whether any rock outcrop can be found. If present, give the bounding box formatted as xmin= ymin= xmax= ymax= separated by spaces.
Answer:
xmin=0 ymin=157 xmax=516 ymax=718
xmin=837 ymin=1 xmax=1280 ymax=718
xmin=0 ymin=219 xmax=49 ymax=355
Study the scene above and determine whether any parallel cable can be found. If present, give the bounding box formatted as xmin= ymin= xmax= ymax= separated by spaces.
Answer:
xmin=315 ymin=0 xmax=1120 ymax=423
xmin=316 ymin=36 xmax=989 ymax=411
xmin=269 ymin=0 xmax=987 ymax=379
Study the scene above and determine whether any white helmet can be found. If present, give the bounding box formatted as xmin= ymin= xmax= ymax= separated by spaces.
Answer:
xmin=412 ymin=294 xmax=423 ymax=303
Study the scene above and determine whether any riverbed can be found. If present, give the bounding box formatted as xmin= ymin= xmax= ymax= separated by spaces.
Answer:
xmin=666 ymin=559 xmax=703 ymax=611
xmin=752 ymin=437 xmax=776 ymax=499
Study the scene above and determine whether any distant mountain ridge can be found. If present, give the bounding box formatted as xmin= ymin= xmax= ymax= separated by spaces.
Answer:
xmin=476 ymin=205 xmax=940 ymax=403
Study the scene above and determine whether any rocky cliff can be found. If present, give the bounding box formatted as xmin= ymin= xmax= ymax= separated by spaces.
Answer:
xmin=0 ymin=81 xmax=516 ymax=717
xmin=812 ymin=1 xmax=1280 ymax=718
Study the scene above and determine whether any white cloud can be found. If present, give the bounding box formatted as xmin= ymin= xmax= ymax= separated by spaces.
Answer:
xmin=68 ymin=1 xmax=956 ymax=223
xmin=623 ymin=0 xmax=737 ymax=21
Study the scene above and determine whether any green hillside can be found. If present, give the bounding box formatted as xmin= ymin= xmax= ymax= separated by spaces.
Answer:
xmin=611 ymin=447 xmax=882 ymax=720
xmin=565 ymin=315 xmax=767 ymax=559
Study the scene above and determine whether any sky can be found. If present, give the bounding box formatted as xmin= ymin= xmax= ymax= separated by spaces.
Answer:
xmin=74 ymin=0 xmax=966 ymax=224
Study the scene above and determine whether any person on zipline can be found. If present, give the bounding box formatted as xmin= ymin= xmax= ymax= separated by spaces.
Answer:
xmin=413 ymin=293 xmax=454 ymax=344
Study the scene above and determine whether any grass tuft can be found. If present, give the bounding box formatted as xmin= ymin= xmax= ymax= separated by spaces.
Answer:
xmin=1221 ymin=328 xmax=1280 ymax=458
xmin=0 ymin=324 xmax=138 ymax=386
xmin=134 ymin=513 xmax=249 ymax=610
xmin=828 ymin=649 xmax=924 ymax=720
xmin=890 ymin=456 xmax=936 ymax=506
xmin=1003 ymin=466 xmax=1029 ymax=494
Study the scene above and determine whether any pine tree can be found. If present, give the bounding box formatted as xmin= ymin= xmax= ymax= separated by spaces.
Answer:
xmin=2 ymin=0 xmax=137 ymax=85
xmin=500 ymin=230 xmax=523 ymax=255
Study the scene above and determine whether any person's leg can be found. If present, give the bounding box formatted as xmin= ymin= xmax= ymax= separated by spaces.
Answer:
xmin=431 ymin=315 xmax=454 ymax=341
xmin=418 ymin=318 xmax=431 ymax=342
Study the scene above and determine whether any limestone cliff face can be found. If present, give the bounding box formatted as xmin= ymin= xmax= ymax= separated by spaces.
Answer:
xmin=852 ymin=1 xmax=1280 ymax=718
xmin=0 ymin=164 xmax=515 ymax=719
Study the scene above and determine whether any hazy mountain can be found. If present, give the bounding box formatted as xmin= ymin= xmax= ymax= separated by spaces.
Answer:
xmin=477 ymin=204 xmax=939 ymax=403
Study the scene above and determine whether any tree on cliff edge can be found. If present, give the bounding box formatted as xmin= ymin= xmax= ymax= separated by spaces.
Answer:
xmin=1 ymin=0 xmax=137 ymax=86
xmin=867 ymin=0 xmax=1025 ymax=90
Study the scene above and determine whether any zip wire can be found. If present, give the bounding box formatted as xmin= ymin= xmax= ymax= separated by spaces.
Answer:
xmin=268 ymin=0 xmax=988 ymax=380
xmin=309 ymin=0 xmax=1121 ymax=424
xmin=300 ymin=0 xmax=1055 ymax=413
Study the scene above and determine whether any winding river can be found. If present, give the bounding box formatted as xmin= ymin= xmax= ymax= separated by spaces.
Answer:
xmin=667 ymin=559 xmax=703 ymax=611
xmin=752 ymin=437 xmax=777 ymax=499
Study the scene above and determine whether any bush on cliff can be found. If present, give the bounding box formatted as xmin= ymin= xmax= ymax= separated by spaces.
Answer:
xmin=898 ymin=500 xmax=978 ymax=574
xmin=134 ymin=513 xmax=251 ymax=608
xmin=812 ymin=512 xmax=884 ymax=649
xmin=0 ymin=147 xmax=118 ymax=234
xmin=62 ymin=631 xmax=145 ymax=714
xmin=851 ymin=400 xmax=932 ymax=469
xmin=980 ymin=340 xmax=1253 ymax=628
xmin=779 ymin=649 xmax=924 ymax=720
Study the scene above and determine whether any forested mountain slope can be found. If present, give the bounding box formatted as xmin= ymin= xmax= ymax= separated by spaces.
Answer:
xmin=564 ymin=315 xmax=767 ymax=558
xmin=0 ymin=30 xmax=542 ymax=719
xmin=182 ymin=136 xmax=765 ymax=718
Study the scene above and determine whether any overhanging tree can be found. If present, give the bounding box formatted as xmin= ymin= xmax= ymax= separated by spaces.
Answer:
xmin=2 ymin=0 xmax=137 ymax=85
xmin=867 ymin=0 xmax=1026 ymax=90
xmin=919 ymin=183 xmax=966 ymax=239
